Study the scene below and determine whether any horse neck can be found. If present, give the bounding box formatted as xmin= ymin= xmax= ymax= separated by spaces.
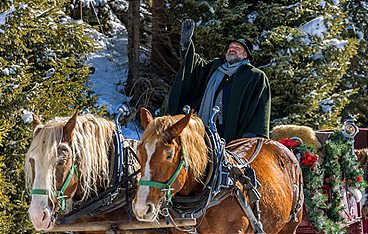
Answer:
xmin=178 ymin=172 xmax=204 ymax=196
xmin=178 ymin=146 xmax=208 ymax=196
xmin=175 ymin=129 xmax=208 ymax=196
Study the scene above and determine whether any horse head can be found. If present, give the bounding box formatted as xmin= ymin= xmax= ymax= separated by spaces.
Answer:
xmin=26 ymin=112 xmax=79 ymax=231
xmin=132 ymin=108 xmax=208 ymax=222
xmin=25 ymin=112 xmax=115 ymax=231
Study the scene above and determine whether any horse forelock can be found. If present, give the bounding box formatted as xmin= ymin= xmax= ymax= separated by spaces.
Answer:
xmin=25 ymin=122 xmax=62 ymax=197
xmin=142 ymin=114 xmax=208 ymax=181
xmin=25 ymin=114 xmax=115 ymax=201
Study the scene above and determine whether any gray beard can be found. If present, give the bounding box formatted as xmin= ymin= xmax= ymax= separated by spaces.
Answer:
xmin=225 ymin=54 xmax=244 ymax=64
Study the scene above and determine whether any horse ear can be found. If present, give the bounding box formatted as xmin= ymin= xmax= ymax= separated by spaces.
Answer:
xmin=32 ymin=114 xmax=42 ymax=129
xmin=140 ymin=108 xmax=153 ymax=129
xmin=166 ymin=110 xmax=193 ymax=140
xmin=63 ymin=111 xmax=78 ymax=143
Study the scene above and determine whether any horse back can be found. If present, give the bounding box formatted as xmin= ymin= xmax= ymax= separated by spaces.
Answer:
xmin=227 ymin=137 xmax=303 ymax=232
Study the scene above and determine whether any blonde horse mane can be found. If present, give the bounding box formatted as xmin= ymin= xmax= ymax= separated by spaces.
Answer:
xmin=25 ymin=114 xmax=116 ymax=201
xmin=142 ymin=114 xmax=208 ymax=181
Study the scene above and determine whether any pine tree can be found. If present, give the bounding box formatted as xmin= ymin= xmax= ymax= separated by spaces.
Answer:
xmin=342 ymin=0 xmax=368 ymax=126
xmin=256 ymin=0 xmax=359 ymax=129
xmin=0 ymin=0 xmax=98 ymax=232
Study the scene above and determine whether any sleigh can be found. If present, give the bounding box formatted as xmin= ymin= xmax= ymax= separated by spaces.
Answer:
xmin=295 ymin=126 xmax=368 ymax=234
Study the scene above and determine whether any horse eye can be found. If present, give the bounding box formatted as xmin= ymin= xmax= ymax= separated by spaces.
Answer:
xmin=166 ymin=149 xmax=174 ymax=160
xmin=57 ymin=147 xmax=69 ymax=156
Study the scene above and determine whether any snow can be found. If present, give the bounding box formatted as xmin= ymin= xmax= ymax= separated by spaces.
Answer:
xmin=319 ymin=0 xmax=339 ymax=7
xmin=324 ymin=38 xmax=348 ymax=49
xmin=363 ymin=2 xmax=368 ymax=11
xmin=81 ymin=0 xmax=108 ymax=7
xmin=247 ymin=11 xmax=257 ymax=23
xmin=43 ymin=68 xmax=55 ymax=79
xmin=320 ymin=98 xmax=334 ymax=112
xmin=319 ymin=1 xmax=326 ymax=8
xmin=300 ymin=16 xmax=327 ymax=39
xmin=87 ymin=23 xmax=130 ymax=116
xmin=209 ymin=6 xmax=215 ymax=14
xmin=22 ymin=110 xmax=33 ymax=124
xmin=86 ymin=20 xmax=142 ymax=139
xmin=0 ymin=6 xmax=15 ymax=33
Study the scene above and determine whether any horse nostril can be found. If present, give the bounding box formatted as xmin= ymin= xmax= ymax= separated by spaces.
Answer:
xmin=147 ymin=203 xmax=154 ymax=214
xmin=41 ymin=210 xmax=49 ymax=222
xmin=42 ymin=211 xmax=46 ymax=221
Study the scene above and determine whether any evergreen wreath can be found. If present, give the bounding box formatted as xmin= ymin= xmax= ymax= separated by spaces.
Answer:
xmin=278 ymin=132 xmax=365 ymax=234
xmin=323 ymin=132 xmax=365 ymax=223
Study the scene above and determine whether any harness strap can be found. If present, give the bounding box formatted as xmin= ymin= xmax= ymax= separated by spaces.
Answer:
xmin=248 ymin=138 xmax=264 ymax=164
xmin=56 ymin=162 xmax=78 ymax=210
xmin=58 ymin=169 xmax=139 ymax=224
xmin=227 ymin=138 xmax=264 ymax=165
xmin=234 ymin=188 xmax=265 ymax=234
xmin=287 ymin=172 xmax=303 ymax=222
xmin=226 ymin=138 xmax=265 ymax=231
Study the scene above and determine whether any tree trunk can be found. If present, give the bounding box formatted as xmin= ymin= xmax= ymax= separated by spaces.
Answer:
xmin=126 ymin=0 xmax=140 ymax=94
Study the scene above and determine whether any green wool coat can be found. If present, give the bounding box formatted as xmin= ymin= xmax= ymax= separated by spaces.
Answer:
xmin=168 ymin=41 xmax=271 ymax=143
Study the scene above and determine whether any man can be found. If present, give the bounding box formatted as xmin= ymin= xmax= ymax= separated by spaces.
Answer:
xmin=168 ymin=19 xmax=271 ymax=143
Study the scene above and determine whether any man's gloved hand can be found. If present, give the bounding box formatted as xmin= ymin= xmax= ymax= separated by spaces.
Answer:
xmin=180 ymin=19 xmax=195 ymax=49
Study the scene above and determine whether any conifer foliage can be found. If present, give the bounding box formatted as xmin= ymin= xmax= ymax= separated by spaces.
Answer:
xmin=0 ymin=0 xmax=98 ymax=232
xmin=258 ymin=1 xmax=359 ymax=129
xmin=342 ymin=1 xmax=368 ymax=126
xmin=0 ymin=0 xmax=367 ymax=232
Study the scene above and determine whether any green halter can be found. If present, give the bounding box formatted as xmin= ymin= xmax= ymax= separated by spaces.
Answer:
xmin=31 ymin=144 xmax=78 ymax=211
xmin=137 ymin=147 xmax=188 ymax=203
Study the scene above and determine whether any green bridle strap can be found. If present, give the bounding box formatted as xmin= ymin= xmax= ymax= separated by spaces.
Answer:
xmin=56 ymin=162 xmax=78 ymax=210
xmin=137 ymin=147 xmax=188 ymax=203
xmin=31 ymin=189 xmax=49 ymax=195
xmin=31 ymin=144 xmax=78 ymax=211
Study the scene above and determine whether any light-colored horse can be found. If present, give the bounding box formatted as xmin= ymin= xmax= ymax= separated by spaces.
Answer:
xmin=132 ymin=108 xmax=304 ymax=233
xmin=25 ymin=112 xmax=138 ymax=233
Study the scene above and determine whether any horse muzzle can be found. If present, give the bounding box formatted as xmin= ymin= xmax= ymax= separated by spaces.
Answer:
xmin=28 ymin=206 xmax=55 ymax=231
xmin=28 ymin=195 xmax=56 ymax=231
xmin=132 ymin=200 xmax=157 ymax=222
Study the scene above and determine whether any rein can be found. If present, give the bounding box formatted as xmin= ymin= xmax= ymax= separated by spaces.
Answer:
xmin=137 ymin=147 xmax=188 ymax=204
xmin=31 ymin=144 xmax=78 ymax=212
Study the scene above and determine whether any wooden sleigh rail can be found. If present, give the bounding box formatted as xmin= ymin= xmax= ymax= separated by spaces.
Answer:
xmin=50 ymin=218 xmax=197 ymax=232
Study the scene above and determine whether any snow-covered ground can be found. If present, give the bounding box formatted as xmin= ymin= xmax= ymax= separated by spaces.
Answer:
xmin=87 ymin=29 xmax=130 ymax=116
xmin=86 ymin=20 xmax=142 ymax=139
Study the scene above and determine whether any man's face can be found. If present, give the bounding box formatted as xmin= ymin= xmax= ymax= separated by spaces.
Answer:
xmin=225 ymin=42 xmax=248 ymax=64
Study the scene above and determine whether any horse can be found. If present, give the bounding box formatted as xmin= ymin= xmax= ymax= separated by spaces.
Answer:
xmin=132 ymin=108 xmax=304 ymax=233
xmin=24 ymin=112 xmax=140 ymax=233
